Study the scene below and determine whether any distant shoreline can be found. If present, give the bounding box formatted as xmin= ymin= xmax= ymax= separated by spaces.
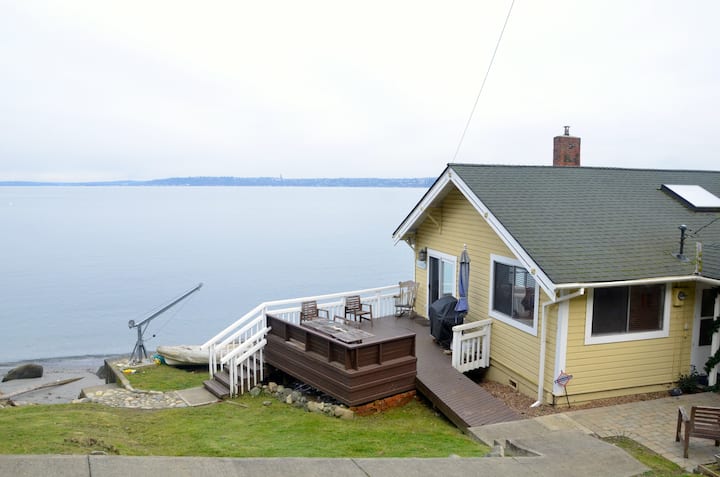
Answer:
xmin=0 ymin=354 xmax=126 ymax=369
xmin=0 ymin=177 xmax=434 ymax=188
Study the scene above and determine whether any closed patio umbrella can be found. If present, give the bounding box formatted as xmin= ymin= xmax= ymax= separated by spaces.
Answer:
xmin=454 ymin=245 xmax=470 ymax=319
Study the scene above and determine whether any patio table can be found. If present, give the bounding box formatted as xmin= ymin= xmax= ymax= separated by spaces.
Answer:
xmin=302 ymin=319 xmax=374 ymax=343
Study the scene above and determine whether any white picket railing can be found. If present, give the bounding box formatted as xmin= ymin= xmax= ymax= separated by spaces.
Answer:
xmin=200 ymin=284 xmax=401 ymax=397
xmin=451 ymin=318 xmax=492 ymax=372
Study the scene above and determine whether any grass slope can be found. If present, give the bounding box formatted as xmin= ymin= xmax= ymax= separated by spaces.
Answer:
xmin=1 ymin=365 xmax=486 ymax=457
xmin=0 ymin=399 xmax=486 ymax=457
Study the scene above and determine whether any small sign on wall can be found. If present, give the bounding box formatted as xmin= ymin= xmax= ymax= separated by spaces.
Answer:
xmin=416 ymin=260 xmax=427 ymax=270
xmin=554 ymin=370 xmax=573 ymax=387
xmin=554 ymin=370 xmax=573 ymax=407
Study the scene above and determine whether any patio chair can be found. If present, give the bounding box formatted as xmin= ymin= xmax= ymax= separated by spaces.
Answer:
xmin=300 ymin=301 xmax=329 ymax=323
xmin=343 ymin=295 xmax=373 ymax=327
xmin=394 ymin=280 xmax=418 ymax=318
xmin=675 ymin=405 xmax=720 ymax=458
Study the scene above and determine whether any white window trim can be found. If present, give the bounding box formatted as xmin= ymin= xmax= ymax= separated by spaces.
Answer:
xmin=489 ymin=254 xmax=538 ymax=336
xmin=584 ymin=286 xmax=671 ymax=345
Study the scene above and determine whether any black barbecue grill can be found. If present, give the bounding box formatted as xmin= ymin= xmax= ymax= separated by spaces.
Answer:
xmin=428 ymin=295 xmax=463 ymax=349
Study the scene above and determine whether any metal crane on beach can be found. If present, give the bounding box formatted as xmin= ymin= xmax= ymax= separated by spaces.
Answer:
xmin=128 ymin=283 xmax=203 ymax=364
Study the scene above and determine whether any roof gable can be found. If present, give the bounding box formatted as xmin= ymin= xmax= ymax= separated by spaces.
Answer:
xmin=395 ymin=165 xmax=720 ymax=288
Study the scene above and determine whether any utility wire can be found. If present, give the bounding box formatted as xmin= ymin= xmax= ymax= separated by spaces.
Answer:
xmin=451 ymin=0 xmax=516 ymax=163
xmin=689 ymin=216 xmax=720 ymax=237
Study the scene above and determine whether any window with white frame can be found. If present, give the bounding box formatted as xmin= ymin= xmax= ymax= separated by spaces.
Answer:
xmin=586 ymin=284 xmax=669 ymax=344
xmin=490 ymin=255 xmax=537 ymax=333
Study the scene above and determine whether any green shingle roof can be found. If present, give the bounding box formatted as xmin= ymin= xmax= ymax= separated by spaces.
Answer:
xmin=449 ymin=164 xmax=720 ymax=285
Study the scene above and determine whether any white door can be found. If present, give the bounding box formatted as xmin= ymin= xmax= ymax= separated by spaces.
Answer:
xmin=691 ymin=285 xmax=719 ymax=375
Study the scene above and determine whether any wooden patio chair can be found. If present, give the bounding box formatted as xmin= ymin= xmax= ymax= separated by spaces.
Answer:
xmin=300 ymin=301 xmax=329 ymax=323
xmin=343 ymin=295 xmax=373 ymax=327
xmin=394 ymin=280 xmax=418 ymax=318
xmin=676 ymin=405 xmax=720 ymax=458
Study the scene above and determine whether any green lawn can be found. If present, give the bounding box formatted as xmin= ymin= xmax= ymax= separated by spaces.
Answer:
xmin=123 ymin=363 xmax=207 ymax=392
xmin=0 ymin=399 xmax=486 ymax=457
xmin=604 ymin=436 xmax=694 ymax=477
xmin=0 ymin=364 xmax=487 ymax=457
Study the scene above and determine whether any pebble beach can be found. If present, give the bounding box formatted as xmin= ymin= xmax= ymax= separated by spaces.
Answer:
xmin=0 ymin=355 xmax=120 ymax=405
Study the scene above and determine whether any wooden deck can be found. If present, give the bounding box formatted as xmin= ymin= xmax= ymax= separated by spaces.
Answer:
xmin=264 ymin=315 xmax=417 ymax=407
xmin=266 ymin=313 xmax=520 ymax=430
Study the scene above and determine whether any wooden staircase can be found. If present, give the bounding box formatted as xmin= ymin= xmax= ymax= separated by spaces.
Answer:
xmin=203 ymin=355 xmax=264 ymax=399
xmin=203 ymin=369 xmax=232 ymax=399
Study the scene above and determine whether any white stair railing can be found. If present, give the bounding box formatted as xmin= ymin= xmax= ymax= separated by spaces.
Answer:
xmin=451 ymin=318 xmax=492 ymax=372
xmin=200 ymin=284 xmax=401 ymax=396
xmin=223 ymin=332 xmax=269 ymax=397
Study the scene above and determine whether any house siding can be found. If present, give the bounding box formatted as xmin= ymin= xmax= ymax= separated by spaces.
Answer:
xmin=561 ymin=286 xmax=693 ymax=403
xmin=415 ymin=187 xmax=544 ymax=398
xmin=544 ymin=302 xmax=561 ymax=402
xmin=411 ymin=187 xmax=696 ymax=405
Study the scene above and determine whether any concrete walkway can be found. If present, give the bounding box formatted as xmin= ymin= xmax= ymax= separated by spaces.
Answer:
xmin=0 ymin=453 xmax=646 ymax=477
xmin=566 ymin=391 xmax=720 ymax=472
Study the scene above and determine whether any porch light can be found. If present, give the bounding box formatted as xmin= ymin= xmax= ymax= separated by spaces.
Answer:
xmin=418 ymin=247 xmax=427 ymax=262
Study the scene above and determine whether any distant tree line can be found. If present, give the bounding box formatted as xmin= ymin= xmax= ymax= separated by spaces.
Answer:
xmin=0 ymin=177 xmax=435 ymax=188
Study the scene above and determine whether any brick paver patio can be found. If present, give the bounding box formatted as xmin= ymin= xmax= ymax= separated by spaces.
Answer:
xmin=565 ymin=392 xmax=720 ymax=472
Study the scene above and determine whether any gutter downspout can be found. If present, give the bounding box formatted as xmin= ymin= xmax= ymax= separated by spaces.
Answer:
xmin=531 ymin=288 xmax=585 ymax=408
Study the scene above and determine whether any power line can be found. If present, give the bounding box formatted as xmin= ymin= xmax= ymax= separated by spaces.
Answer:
xmin=451 ymin=0 xmax=516 ymax=163
xmin=689 ymin=216 xmax=720 ymax=237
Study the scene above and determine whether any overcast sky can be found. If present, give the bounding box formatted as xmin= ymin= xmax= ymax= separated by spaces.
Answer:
xmin=1 ymin=1 xmax=718 ymax=182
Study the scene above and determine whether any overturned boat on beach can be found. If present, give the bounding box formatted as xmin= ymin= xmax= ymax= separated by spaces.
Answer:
xmin=156 ymin=345 xmax=211 ymax=366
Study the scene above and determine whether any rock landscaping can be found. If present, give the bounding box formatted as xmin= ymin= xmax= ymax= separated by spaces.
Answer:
xmin=249 ymin=382 xmax=355 ymax=419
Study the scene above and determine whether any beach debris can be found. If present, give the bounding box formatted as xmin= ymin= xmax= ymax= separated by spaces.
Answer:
xmin=223 ymin=400 xmax=249 ymax=408
xmin=2 ymin=363 xmax=44 ymax=382
xmin=95 ymin=365 xmax=108 ymax=380
xmin=2 ymin=376 xmax=83 ymax=400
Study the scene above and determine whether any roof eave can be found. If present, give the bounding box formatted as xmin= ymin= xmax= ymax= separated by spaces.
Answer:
xmin=392 ymin=166 xmax=453 ymax=244
xmin=392 ymin=165 xmax=558 ymax=298
xmin=555 ymin=275 xmax=720 ymax=290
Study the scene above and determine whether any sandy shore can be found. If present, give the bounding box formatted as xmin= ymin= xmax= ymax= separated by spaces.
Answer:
xmin=0 ymin=355 xmax=124 ymax=405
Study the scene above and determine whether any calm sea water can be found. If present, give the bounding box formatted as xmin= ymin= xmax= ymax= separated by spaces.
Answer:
xmin=0 ymin=186 xmax=423 ymax=363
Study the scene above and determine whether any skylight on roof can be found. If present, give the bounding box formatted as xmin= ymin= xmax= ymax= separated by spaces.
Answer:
xmin=662 ymin=184 xmax=720 ymax=211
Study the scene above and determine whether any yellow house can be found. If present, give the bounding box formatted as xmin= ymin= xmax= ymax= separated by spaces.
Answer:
xmin=392 ymin=131 xmax=720 ymax=406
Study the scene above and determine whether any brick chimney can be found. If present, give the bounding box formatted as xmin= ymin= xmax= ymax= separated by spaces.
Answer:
xmin=553 ymin=126 xmax=581 ymax=167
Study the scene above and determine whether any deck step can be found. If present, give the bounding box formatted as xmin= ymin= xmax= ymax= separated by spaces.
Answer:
xmin=204 ymin=364 xmax=262 ymax=399
xmin=203 ymin=379 xmax=230 ymax=399
xmin=214 ymin=369 xmax=231 ymax=388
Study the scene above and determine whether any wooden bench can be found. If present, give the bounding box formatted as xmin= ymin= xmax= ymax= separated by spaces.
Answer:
xmin=676 ymin=405 xmax=720 ymax=458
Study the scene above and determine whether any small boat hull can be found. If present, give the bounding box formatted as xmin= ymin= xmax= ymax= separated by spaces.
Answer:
xmin=156 ymin=345 xmax=210 ymax=366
